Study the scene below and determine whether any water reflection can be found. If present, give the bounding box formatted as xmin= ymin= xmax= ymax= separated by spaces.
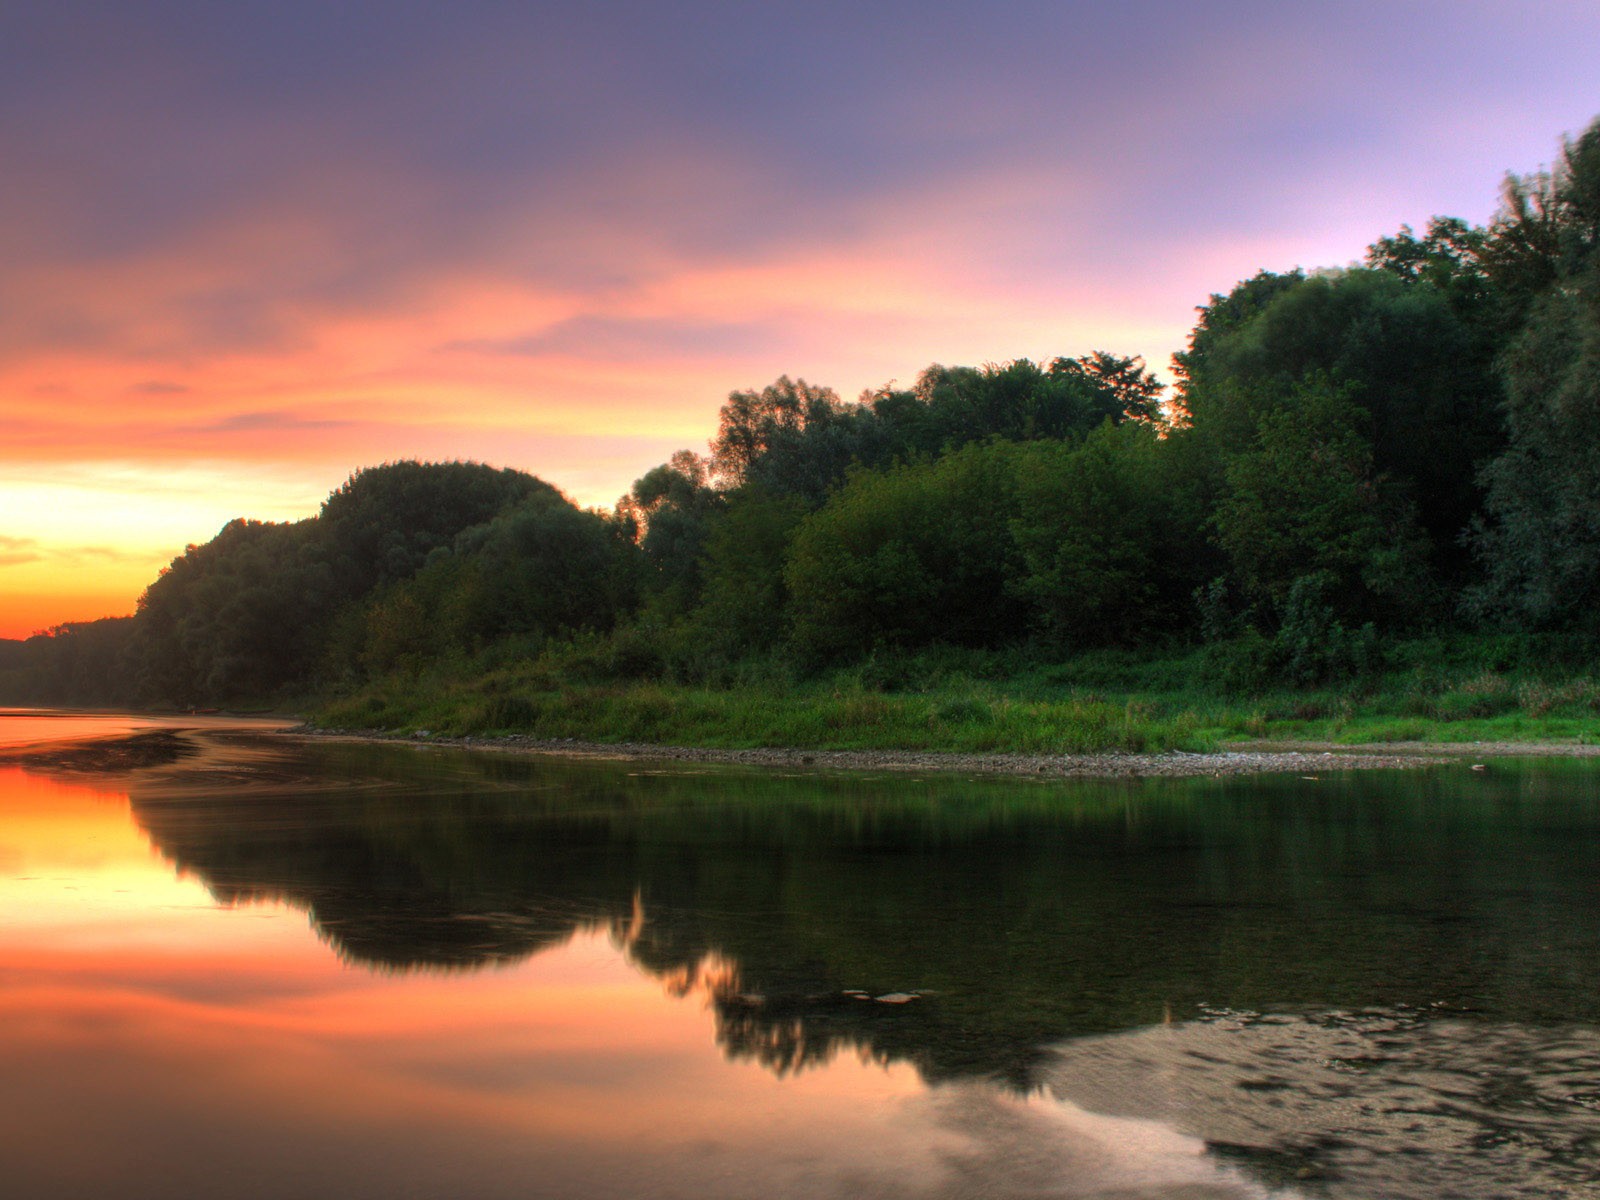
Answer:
xmin=2 ymin=740 xmax=1279 ymax=1200
xmin=9 ymin=721 xmax=1600 ymax=1198
xmin=124 ymin=733 xmax=1600 ymax=1087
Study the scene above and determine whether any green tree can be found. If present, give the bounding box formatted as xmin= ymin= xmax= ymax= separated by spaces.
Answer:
xmin=784 ymin=442 xmax=1027 ymax=661
xmin=1171 ymin=269 xmax=1305 ymax=406
xmin=132 ymin=517 xmax=327 ymax=701
xmin=1177 ymin=268 xmax=1502 ymax=589
xmin=1009 ymin=423 xmax=1187 ymax=647
xmin=692 ymin=489 xmax=808 ymax=656
xmin=709 ymin=377 xmax=853 ymax=499
xmin=357 ymin=494 xmax=628 ymax=672
xmin=1471 ymin=117 xmax=1600 ymax=627
xmin=615 ymin=450 xmax=723 ymax=608
xmin=1211 ymin=378 xmax=1428 ymax=619
xmin=319 ymin=460 xmax=557 ymax=597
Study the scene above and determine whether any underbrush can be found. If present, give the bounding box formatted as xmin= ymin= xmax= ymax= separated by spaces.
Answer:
xmin=308 ymin=628 xmax=1600 ymax=753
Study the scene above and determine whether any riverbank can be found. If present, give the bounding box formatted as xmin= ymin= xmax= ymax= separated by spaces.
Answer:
xmin=306 ymin=640 xmax=1600 ymax=765
xmin=294 ymin=726 xmax=1600 ymax=779
xmin=6 ymin=714 xmax=1600 ymax=781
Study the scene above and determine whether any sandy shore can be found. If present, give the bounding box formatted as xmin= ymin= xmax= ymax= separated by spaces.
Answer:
xmin=289 ymin=727 xmax=1600 ymax=779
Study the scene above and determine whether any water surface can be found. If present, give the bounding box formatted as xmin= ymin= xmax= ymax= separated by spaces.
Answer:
xmin=4 ymin=710 xmax=1600 ymax=1198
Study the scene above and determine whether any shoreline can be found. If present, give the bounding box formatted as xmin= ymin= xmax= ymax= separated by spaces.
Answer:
xmin=286 ymin=727 xmax=1600 ymax=779
xmin=9 ymin=713 xmax=1600 ymax=779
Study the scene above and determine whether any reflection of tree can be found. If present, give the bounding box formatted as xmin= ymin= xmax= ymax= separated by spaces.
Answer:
xmin=123 ymin=733 xmax=1600 ymax=1088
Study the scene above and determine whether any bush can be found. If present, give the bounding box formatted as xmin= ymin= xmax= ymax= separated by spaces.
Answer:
xmin=785 ymin=442 xmax=1027 ymax=661
xmin=1200 ymin=574 xmax=1380 ymax=691
xmin=1267 ymin=573 xmax=1380 ymax=686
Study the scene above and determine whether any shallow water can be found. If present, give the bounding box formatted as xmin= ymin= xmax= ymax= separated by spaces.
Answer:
xmin=4 ymin=710 xmax=1600 ymax=1198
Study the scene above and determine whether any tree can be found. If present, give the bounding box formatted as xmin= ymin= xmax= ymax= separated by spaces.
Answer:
xmin=319 ymin=460 xmax=557 ymax=596
xmin=1469 ymin=286 xmax=1600 ymax=626
xmin=1470 ymin=117 xmax=1600 ymax=627
xmin=784 ymin=442 xmax=1027 ymax=661
xmin=1009 ymin=422 xmax=1188 ymax=648
xmin=1176 ymin=268 xmax=1503 ymax=588
xmin=1211 ymin=378 xmax=1428 ymax=619
xmin=1047 ymin=352 xmax=1167 ymax=426
xmin=615 ymin=450 xmax=723 ymax=606
xmin=1171 ymin=269 xmax=1305 ymax=407
xmin=709 ymin=377 xmax=852 ymax=498
xmin=133 ymin=517 xmax=327 ymax=701
xmin=892 ymin=357 xmax=1156 ymax=452
xmin=692 ymin=489 xmax=808 ymax=656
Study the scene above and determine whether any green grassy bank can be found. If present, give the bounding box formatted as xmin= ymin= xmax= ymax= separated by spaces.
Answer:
xmin=308 ymin=633 xmax=1600 ymax=754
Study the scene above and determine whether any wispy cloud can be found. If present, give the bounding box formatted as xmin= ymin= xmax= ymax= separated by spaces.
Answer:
xmin=453 ymin=316 xmax=779 ymax=364
xmin=2 ymin=0 xmax=1599 ymax=631
xmin=201 ymin=410 xmax=351 ymax=434
xmin=0 ymin=535 xmax=43 ymax=567
xmin=0 ymin=534 xmax=150 ymax=570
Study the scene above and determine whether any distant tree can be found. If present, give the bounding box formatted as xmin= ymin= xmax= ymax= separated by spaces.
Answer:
xmin=0 ymin=618 xmax=139 ymax=706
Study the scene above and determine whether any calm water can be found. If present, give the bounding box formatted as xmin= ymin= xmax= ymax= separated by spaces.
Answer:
xmin=4 ymin=711 xmax=1600 ymax=1198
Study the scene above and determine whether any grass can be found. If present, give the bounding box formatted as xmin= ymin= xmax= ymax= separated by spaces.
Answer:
xmin=307 ymin=633 xmax=1600 ymax=755
xmin=316 ymin=672 xmax=1206 ymax=754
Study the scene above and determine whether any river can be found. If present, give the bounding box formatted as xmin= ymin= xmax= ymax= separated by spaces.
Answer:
xmin=3 ymin=709 xmax=1599 ymax=1198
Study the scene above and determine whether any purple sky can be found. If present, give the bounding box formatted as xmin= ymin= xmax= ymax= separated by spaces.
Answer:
xmin=1 ymin=0 xmax=1598 ymax=632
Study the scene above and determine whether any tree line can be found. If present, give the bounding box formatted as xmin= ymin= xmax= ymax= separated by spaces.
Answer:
xmin=4 ymin=116 xmax=1598 ymax=707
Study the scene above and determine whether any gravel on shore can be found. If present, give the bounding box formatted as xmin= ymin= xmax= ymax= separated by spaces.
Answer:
xmin=287 ymin=728 xmax=1570 ymax=779
xmin=11 ymin=721 xmax=1597 ymax=780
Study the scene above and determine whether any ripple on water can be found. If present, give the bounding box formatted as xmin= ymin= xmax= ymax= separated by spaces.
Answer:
xmin=1045 ymin=1008 xmax=1600 ymax=1199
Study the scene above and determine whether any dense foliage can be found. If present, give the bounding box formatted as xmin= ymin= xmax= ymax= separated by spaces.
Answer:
xmin=5 ymin=116 xmax=1600 ymax=712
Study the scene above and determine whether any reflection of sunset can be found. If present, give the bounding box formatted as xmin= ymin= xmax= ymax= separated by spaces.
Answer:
xmin=0 ymin=766 xmax=312 ymax=960
xmin=0 ymin=761 xmax=953 ymax=1200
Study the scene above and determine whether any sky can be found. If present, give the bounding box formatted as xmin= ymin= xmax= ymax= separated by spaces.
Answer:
xmin=2 ymin=0 xmax=1599 ymax=639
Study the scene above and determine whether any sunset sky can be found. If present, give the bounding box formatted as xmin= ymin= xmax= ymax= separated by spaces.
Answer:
xmin=3 ymin=1 xmax=1599 ymax=638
